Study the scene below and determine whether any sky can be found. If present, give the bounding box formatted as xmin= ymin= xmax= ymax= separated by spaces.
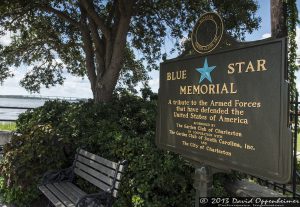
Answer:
xmin=0 ymin=1 xmax=300 ymax=98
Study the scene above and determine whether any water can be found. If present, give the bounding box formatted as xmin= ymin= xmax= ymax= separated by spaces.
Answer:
xmin=0 ymin=97 xmax=46 ymax=121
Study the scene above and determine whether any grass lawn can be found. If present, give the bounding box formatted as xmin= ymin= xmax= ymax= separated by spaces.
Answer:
xmin=0 ymin=122 xmax=16 ymax=131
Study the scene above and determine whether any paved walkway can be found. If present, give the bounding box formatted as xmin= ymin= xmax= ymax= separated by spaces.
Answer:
xmin=0 ymin=198 xmax=14 ymax=207
xmin=0 ymin=199 xmax=8 ymax=207
xmin=0 ymin=195 xmax=10 ymax=207
xmin=0 ymin=202 xmax=8 ymax=207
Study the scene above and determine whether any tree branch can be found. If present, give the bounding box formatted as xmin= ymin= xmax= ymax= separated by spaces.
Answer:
xmin=106 ymin=2 xmax=120 ymax=70
xmin=106 ymin=0 xmax=117 ymax=27
xmin=119 ymin=0 xmax=135 ymax=16
xmin=105 ymin=0 xmax=135 ymax=71
xmin=39 ymin=5 xmax=80 ymax=27
xmin=118 ymin=0 xmax=127 ymax=15
xmin=79 ymin=0 xmax=111 ymax=39
xmin=88 ymin=17 xmax=106 ymax=77
xmin=88 ymin=18 xmax=105 ymax=57
xmin=104 ymin=16 xmax=132 ymax=89
xmin=105 ymin=38 xmax=113 ymax=70
xmin=79 ymin=7 xmax=97 ymax=96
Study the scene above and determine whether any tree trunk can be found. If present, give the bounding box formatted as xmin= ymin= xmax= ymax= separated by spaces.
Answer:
xmin=271 ymin=0 xmax=287 ymax=38
xmin=93 ymin=63 xmax=125 ymax=103
xmin=94 ymin=85 xmax=114 ymax=103
xmin=93 ymin=73 xmax=119 ymax=103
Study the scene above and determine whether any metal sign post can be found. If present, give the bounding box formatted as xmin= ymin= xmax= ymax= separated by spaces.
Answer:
xmin=192 ymin=164 xmax=229 ymax=206
xmin=193 ymin=165 xmax=212 ymax=206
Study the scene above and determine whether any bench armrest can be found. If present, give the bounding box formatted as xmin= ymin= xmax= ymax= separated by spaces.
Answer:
xmin=40 ymin=167 xmax=74 ymax=185
xmin=75 ymin=191 xmax=112 ymax=207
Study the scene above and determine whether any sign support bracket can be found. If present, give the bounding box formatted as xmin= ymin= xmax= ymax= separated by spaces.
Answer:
xmin=193 ymin=165 xmax=212 ymax=207
xmin=193 ymin=164 xmax=229 ymax=207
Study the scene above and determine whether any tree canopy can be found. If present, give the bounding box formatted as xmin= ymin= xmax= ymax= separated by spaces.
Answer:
xmin=0 ymin=0 xmax=260 ymax=102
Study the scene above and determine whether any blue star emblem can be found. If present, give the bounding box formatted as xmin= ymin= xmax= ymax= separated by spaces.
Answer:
xmin=196 ymin=58 xmax=216 ymax=83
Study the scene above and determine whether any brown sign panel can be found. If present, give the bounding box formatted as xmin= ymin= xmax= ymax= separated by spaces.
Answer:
xmin=156 ymin=38 xmax=291 ymax=183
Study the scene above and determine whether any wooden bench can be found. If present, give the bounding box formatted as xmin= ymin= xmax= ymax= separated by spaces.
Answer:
xmin=38 ymin=149 xmax=127 ymax=207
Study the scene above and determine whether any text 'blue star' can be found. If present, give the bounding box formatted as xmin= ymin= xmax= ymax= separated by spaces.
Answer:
xmin=196 ymin=58 xmax=216 ymax=83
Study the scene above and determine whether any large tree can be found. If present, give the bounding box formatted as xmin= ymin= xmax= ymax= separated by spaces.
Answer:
xmin=271 ymin=0 xmax=299 ymax=97
xmin=0 ymin=0 xmax=260 ymax=103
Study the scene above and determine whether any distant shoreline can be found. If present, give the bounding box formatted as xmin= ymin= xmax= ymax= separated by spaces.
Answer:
xmin=0 ymin=95 xmax=44 ymax=100
xmin=0 ymin=95 xmax=87 ymax=101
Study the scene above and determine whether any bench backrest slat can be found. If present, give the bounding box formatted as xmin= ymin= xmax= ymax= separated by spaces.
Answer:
xmin=77 ymin=156 xmax=122 ymax=180
xmin=78 ymin=149 xmax=118 ymax=169
xmin=74 ymin=168 xmax=111 ymax=191
xmin=74 ymin=149 xmax=126 ymax=198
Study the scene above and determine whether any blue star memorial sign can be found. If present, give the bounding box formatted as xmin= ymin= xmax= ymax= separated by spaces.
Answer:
xmin=196 ymin=58 xmax=216 ymax=83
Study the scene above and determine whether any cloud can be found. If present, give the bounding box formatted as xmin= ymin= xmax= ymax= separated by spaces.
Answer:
xmin=39 ymin=74 xmax=92 ymax=98
xmin=0 ymin=49 xmax=93 ymax=98
xmin=0 ymin=69 xmax=93 ymax=99
xmin=147 ymin=70 xmax=159 ymax=93
xmin=148 ymin=77 xmax=159 ymax=93
xmin=261 ymin=33 xmax=271 ymax=39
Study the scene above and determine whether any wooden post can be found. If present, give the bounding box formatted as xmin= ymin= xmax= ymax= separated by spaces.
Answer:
xmin=271 ymin=0 xmax=287 ymax=38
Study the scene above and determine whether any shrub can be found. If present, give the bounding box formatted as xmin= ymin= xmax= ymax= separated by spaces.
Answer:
xmin=0 ymin=91 xmax=194 ymax=207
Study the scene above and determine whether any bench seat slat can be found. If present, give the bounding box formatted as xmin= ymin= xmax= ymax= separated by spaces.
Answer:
xmin=78 ymin=149 xmax=118 ymax=169
xmin=53 ymin=183 xmax=77 ymax=204
xmin=54 ymin=182 xmax=86 ymax=204
xmin=39 ymin=185 xmax=66 ymax=207
xmin=45 ymin=184 xmax=75 ymax=207
xmin=64 ymin=182 xmax=86 ymax=197
xmin=46 ymin=184 xmax=75 ymax=207
xmin=77 ymin=155 xmax=122 ymax=180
